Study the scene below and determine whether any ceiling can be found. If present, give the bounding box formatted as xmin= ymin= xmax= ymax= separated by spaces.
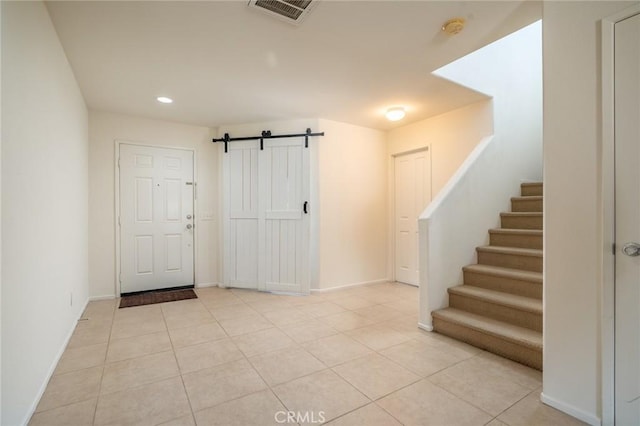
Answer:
xmin=46 ymin=1 xmax=541 ymax=130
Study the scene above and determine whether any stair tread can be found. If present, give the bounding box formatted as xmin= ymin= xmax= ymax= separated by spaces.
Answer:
xmin=501 ymin=212 xmax=542 ymax=217
xmin=477 ymin=246 xmax=543 ymax=257
xmin=511 ymin=196 xmax=543 ymax=201
xmin=449 ymin=285 xmax=542 ymax=312
xmin=521 ymin=182 xmax=543 ymax=187
xmin=489 ymin=228 xmax=542 ymax=236
xmin=432 ymin=308 xmax=542 ymax=349
xmin=463 ymin=264 xmax=542 ymax=283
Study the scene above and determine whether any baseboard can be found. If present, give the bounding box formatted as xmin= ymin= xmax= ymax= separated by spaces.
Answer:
xmin=196 ymin=282 xmax=220 ymax=288
xmin=540 ymin=392 xmax=601 ymax=426
xmin=418 ymin=321 xmax=434 ymax=332
xmin=89 ymin=294 xmax=116 ymax=301
xmin=21 ymin=297 xmax=91 ymax=426
xmin=311 ymin=279 xmax=389 ymax=293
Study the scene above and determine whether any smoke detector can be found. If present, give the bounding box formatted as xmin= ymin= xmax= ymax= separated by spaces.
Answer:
xmin=248 ymin=0 xmax=319 ymax=25
xmin=442 ymin=18 xmax=466 ymax=35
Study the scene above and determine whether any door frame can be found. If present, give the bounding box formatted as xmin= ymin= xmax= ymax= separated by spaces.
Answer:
xmin=602 ymin=5 xmax=640 ymax=425
xmin=390 ymin=146 xmax=431 ymax=285
xmin=114 ymin=140 xmax=198 ymax=296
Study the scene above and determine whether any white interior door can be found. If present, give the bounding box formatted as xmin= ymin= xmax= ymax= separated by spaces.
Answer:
xmin=615 ymin=12 xmax=640 ymax=425
xmin=223 ymin=137 xmax=310 ymax=294
xmin=119 ymin=144 xmax=194 ymax=294
xmin=395 ymin=149 xmax=431 ymax=286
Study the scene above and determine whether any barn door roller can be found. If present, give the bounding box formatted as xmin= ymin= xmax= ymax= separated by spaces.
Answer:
xmin=212 ymin=128 xmax=324 ymax=153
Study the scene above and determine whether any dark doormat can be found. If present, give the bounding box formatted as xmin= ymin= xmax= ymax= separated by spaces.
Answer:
xmin=119 ymin=288 xmax=197 ymax=308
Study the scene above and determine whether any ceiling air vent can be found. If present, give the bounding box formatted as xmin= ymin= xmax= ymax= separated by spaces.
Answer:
xmin=248 ymin=0 xmax=318 ymax=25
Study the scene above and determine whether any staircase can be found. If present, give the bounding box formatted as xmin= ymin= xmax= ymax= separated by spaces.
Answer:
xmin=432 ymin=182 xmax=543 ymax=370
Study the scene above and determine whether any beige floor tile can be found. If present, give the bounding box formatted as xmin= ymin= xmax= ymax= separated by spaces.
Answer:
xmin=333 ymin=353 xmax=420 ymax=400
xmin=29 ymin=397 xmax=97 ymax=426
xmin=193 ymin=389 xmax=286 ymax=426
xmin=175 ymin=339 xmax=244 ymax=374
xmin=382 ymin=299 xmax=419 ymax=315
xmin=324 ymin=403 xmax=402 ymax=426
xmin=302 ymin=334 xmax=372 ymax=367
xmin=421 ymin=331 xmax=483 ymax=358
xmin=358 ymin=290 xmax=400 ymax=305
xmin=35 ymin=366 xmax=102 ymax=412
xmin=319 ymin=311 xmax=379 ymax=332
xmin=497 ymin=389 xmax=587 ymax=426
xmin=158 ymin=414 xmax=196 ymax=426
xmin=209 ymin=303 xmax=258 ymax=321
xmin=232 ymin=327 xmax=296 ymax=357
xmin=218 ymin=314 xmax=274 ymax=337
xmin=476 ymin=351 xmax=542 ymax=390
xmin=304 ymin=301 xmax=347 ymax=318
xmin=110 ymin=316 xmax=167 ymax=340
xmin=106 ymin=331 xmax=172 ymax=363
xmin=168 ymin=321 xmax=228 ymax=348
xmin=94 ymin=376 xmax=191 ymax=425
xmin=386 ymin=315 xmax=431 ymax=339
xmin=81 ymin=300 xmax=116 ymax=321
xmin=485 ymin=419 xmax=509 ymax=426
xmin=332 ymin=296 xmax=377 ymax=310
xmin=249 ymin=346 xmax=326 ymax=386
xmin=272 ymin=369 xmax=370 ymax=424
xmin=262 ymin=306 xmax=313 ymax=327
xmin=247 ymin=298 xmax=293 ymax=313
xmin=198 ymin=292 xmax=244 ymax=309
xmin=101 ymin=351 xmax=179 ymax=394
xmin=54 ymin=343 xmax=107 ymax=375
xmin=281 ymin=319 xmax=340 ymax=343
xmin=345 ymin=324 xmax=412 ymax=351
xmin=67 ymin=321 xmax=112 ymax=349
xmin=353 ymin=304 xmax=404 ymax=322
xmin=114 ymin=304 xmax=163 ymax=322
xmin=377 ymin=379 xmax=493 ymax=426
xmin=283 ymin=293 xmax=328 ymax=306
xmin=379 ymin=339 xmax=465 ymax=377
xmin=231 ymin=289 xmax=279 ymax=302
xmin=429 ymin=355 xmax=532 ymax=416
xmin=162 ymin=301 xmax=215 ymax=330
xmin=160 ymin=298 xmax=204 ymax=316
xmin=182 ymin=359 xmax=267 ymax=411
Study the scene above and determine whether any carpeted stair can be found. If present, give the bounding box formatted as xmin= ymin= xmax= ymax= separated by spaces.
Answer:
xmin=432 ymin=182 xmax=543 ymax=370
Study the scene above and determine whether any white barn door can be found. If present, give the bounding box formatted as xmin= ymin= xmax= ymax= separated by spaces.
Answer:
xmin=223 ymin=137 xmax=310 ymax=294
xmin=119 ymin=144 xmax=195 ymax=294
xmin=395 ymin=149 xmax=431 ymax=286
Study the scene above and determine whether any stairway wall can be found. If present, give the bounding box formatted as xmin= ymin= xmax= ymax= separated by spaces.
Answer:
xmin=418 ymin=21 xmax=543 ymax=330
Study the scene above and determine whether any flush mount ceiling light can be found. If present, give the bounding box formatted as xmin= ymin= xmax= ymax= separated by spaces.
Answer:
xmin=385 ymin=107 xmax=406 ymax=121
xmin=156 ymin=96 xmax=173 ymax=104
xmin=442 ymin=18 xmax=466 ymax=35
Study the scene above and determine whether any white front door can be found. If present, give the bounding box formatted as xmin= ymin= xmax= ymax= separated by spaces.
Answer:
xmin=223 ymin=137 xmax=310 ymax=294
xmin=119 ymin=144 xmax=195 ymax=294
xmin=395 ymin=149 xmax=431 ymax=286
xmin=615 ymin=11 xmax=640 ymax=425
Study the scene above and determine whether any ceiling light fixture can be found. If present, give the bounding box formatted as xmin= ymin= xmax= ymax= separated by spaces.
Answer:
xmin=385 ymin=107 xmax=406 ymax=121
xmin=442 ymin=18 xmax=466 ymax=35
xmin=156 ymin=96 xmax=173 ymax=104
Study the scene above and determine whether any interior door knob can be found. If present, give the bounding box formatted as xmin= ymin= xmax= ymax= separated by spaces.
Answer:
xmin=622 ymin=242 xmax=640 ymax=257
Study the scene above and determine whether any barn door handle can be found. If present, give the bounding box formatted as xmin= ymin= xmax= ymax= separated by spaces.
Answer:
xmin=303 ymin=201 xmax=309 ymax=214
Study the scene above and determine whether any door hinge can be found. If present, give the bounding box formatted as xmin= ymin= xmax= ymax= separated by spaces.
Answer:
xmin=118 ymin=216 xmax=121 ymax=226
xmin=118 ymin=273 xmax=122 ymax=283
xmin=117 ymin=157 xmax=120 ymax=168
xmin=613 ymin=243 xmax=617 ymax=255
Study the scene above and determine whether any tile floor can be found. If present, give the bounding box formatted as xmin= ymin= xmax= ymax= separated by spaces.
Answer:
xmin=29 ymin=282 xmax=584 ymax=426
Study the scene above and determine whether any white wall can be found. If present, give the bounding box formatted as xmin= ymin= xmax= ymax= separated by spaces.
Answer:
xmin=542 ymin=2 xmax=638 ymax=424
xmin=1 ymin=2 xmax=89 ymax=424
xmin=317 ymin=119 xmax=388 ymax=290
xmin=88 ymin=111 xmax=218 ymax=298
xmin=418 ymin=21 xmax=543 ymax=329
xmin=387 ymin=100 xmax=493 ymax=197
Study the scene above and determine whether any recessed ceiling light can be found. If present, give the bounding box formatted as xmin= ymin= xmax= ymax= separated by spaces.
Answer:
xmin=385 ymin=107 xmax=406 ymax=121
xmin=156 ymin=96 xmax=173 ymax=104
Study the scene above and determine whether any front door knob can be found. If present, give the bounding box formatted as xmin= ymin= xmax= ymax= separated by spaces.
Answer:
xmin=622 ymin=242 xmax=640 ymax=257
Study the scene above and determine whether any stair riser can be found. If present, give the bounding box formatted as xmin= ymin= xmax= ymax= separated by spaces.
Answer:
xmin=449 ymin=293 xmax=542 ymax=332
xmin=433 ymin=318 xmax=542 ymax=370
xmin=489 ymin=233 xmax=542 ymax=250
xmin=511 ymin=199 xmax=543 ymax=212
xmin=501 ymin=215 xmax=543 ymax=230
xmin=463 ymin=270 xmax=542 ymax=299
xmin=477 ymin=251 xmax=542 ymax=272
xmin=521 ymin=185 xmax=543 ymax=197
